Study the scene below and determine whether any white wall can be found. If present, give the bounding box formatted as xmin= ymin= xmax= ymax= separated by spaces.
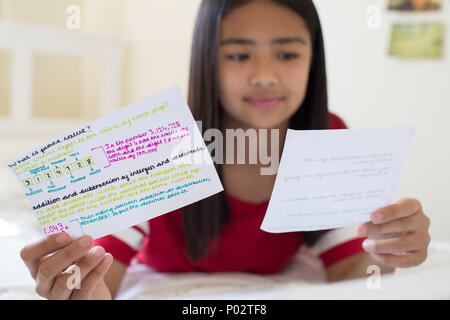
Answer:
xmin=119 ymin=0 xmax=202 ymax=103
xmin=313 ymin=0 xmax=450 ymax=241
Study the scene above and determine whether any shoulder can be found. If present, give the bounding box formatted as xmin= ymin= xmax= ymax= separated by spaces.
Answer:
xmin=329 ymin=112 xmax=348 ymax=129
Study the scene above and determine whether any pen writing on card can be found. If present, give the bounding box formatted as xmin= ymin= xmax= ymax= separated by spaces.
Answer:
xmin=261 ymin=127 xmax=417 ymax=233
xmin=7 ymin=86 xmax=223 ymax=239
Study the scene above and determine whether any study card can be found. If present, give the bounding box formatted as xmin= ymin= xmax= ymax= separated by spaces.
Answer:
xmin=261 ymin=126 xmax=417 ymax=232
xmin=7 ymin=86 xmax=224 ymax=239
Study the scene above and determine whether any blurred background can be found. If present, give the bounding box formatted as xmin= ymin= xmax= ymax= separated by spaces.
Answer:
xmin=0 ymin=0 xmax=449 ymax=298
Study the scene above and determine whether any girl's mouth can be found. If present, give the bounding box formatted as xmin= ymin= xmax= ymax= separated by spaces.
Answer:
xmin=244 ymin=96 xmax=285 ymax=109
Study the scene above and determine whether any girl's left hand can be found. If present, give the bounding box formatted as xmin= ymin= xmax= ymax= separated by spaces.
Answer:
xmin=356 ymin=198 xmax=431 ymax=268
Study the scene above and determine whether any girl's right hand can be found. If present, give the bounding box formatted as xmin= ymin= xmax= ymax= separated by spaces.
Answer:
xmin=20 ymin=232 xmax=113 ymax=300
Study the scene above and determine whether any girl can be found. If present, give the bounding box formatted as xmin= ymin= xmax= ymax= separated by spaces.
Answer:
xmin=20 ymin=0 xmax=431 ymax=300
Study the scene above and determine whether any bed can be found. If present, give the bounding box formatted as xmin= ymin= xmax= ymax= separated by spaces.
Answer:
xmin=1 ymin=135 xmax=450 ymax=300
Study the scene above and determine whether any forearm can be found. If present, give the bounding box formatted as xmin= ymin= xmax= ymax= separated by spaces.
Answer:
xmin=327 ymin=252 xmax=395 ymax=283
xmin=103 ymin=259 xmax=128 ymax=299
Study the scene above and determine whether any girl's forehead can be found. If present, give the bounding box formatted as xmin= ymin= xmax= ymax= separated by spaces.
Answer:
xmin=220 ymin=1 xmax=310 ymax=41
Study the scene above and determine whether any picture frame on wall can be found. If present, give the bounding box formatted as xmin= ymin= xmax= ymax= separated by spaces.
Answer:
xmin=388 ymin=22 xmax=445 ymax=59
xmin=388 ymin=0 xmax=442 ymax=11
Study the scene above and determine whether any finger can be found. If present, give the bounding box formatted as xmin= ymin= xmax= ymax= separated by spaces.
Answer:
xmin=20 ymin=232 xmax=72 ymax=279
xmin=367 ymin=231 xmax=403 ymax=240
xmin=370 ymin=198 xmax=421 ymax=225
xmin=70 ymin=253 xmax=113 ymax=300
xmin=370 ymin=249 xmax=428 ymax=268
xmin=357 ymin=223 xmax=401 ymax=239
xmin=35 ymin=235 xmax=94 ymax=297
xmin=49 ymin=246 xmax=106 ymax=300
xmin=358 ymin=214 xmax=421 ymax=238
xmin=362 ymin=232 xmax=430 ymax=255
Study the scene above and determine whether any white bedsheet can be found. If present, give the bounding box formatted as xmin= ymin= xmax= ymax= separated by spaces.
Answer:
xmin=2 ymin=231 xmax=449 ymax=300
xmin=113 ymin=241 xmax=450 ymax=300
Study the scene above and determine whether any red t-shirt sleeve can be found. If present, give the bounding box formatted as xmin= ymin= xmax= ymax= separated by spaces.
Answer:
xmin=94 ymin=222 xmax=150 ymax=267
xmin=329 ymin=111 xmax=348 ymax=130
xmin=313 ymin=229 xmax=368 ymax=268
xmin=94 ymin=235 xmax=137 ymax=266
xmin=318 ymin=236 xmax=367 ymax=268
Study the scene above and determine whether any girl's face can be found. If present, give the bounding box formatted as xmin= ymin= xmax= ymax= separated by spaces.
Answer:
xmin=218 ymin=0 xmax=313 ymax=129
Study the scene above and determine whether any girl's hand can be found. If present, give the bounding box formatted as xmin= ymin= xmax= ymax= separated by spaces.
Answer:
xmin=356 ymin=198 xmax=431 ymax=268
xmin=20 ymin=233 xmax=113 ymax=300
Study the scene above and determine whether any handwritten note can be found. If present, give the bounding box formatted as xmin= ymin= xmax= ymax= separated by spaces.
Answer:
xmin=261 ymin=127 xmax=417 ymax=232
xmin=7 ymin=85 xmax=223 ymax=239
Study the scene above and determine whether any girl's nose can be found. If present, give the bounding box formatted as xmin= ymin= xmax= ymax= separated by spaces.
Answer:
xmin=248 ymin=60 xmax=279 ymax=88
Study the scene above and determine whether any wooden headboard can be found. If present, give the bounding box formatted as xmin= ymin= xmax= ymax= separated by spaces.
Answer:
xmin=0 ymin=21 xmax=122 ymax=135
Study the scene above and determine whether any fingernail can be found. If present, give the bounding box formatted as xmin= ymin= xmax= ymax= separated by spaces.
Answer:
xmin=362 ymin=239 xmax=374 ymax=251
xmin=372 ymin=212 xmax=383 ymax=224
xmin=358 ymin=225 xmax=367 ymax=236
xmin=91 ymin=246 xmax=105 ymax=258
xmin=56 ymin=232 xmax=70 ymax=244
xmin=103 ymin=253 xmax=113 ymax=265
xmin=78 ymin=235 xmax=93 ymax=248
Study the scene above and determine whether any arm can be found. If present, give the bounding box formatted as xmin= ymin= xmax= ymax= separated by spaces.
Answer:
xmin=326 ymin=251 xmax=394 ymax=283
xmin=92 ymin=258 xmax=128 ymax=299
xmin=327 ymin=197 xmax=430 ymax=282
xmin=93 ymin=222 xmax=151 ymax=298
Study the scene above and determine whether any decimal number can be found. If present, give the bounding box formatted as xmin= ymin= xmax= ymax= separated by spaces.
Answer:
xmin=43 ymin=223 xmax=67 ymax=235
xmin=151 ymin=122 xmax=181 ymax=134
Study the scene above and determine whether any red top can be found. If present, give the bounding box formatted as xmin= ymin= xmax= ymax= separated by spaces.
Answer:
xmin=95 ymin=112 xmax=367 ymax=273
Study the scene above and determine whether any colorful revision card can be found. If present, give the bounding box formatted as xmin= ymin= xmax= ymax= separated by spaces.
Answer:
xmin=261 ymin=127 xmax=417 ymax=233
xmin=7 ymin=85 xmax=223 ymax=239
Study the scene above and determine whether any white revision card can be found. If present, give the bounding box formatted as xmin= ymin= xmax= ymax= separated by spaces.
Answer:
xmin=7 ymin=85 xmax=224 ymax=239
xmin=261 ymin=127 xmax=417 ymax=232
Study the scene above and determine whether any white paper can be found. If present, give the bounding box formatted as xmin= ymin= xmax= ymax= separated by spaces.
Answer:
xmin=261 ymin=127 xmax=417 ymax=233
xmin=7 ymin=85 xmax=224 ymax=239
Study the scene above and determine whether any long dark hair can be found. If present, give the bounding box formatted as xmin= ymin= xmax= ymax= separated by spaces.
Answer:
xmin=183 ymin=0 xmax=329 ymax=263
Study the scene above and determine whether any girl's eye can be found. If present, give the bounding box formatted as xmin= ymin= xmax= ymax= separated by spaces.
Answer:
xmin=226 ymin=54 xmax=249 ymax=61
xmin=278 ymin=53 xmax=299 ymax=60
